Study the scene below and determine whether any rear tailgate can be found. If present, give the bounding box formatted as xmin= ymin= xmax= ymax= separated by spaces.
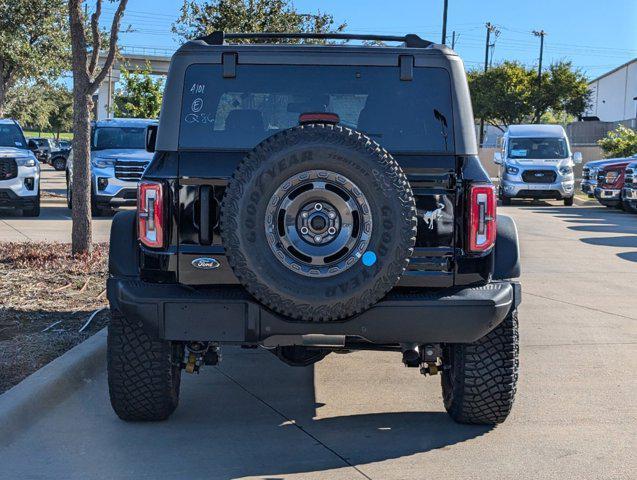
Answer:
xmin=176 ymin=152 xmax=458 ymax=288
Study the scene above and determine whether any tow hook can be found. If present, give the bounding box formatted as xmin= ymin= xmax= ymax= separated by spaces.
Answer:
xmin=183 ymin=342 xmax=221 ymax=374
xmin=419 ymin=344 xmax=443 ymax=376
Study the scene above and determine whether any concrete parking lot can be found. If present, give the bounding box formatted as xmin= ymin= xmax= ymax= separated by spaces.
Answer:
xmin=1 ymin=168 xmax=636 ymax=479
xmin=0 ymin=164 xmax=112 ymax=242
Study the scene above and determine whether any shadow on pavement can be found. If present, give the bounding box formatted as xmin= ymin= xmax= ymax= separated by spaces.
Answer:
xmin=167 ymin=349 xmax=492 ymax=479
xmin=517 ymin=205 xmax=637 ymax=263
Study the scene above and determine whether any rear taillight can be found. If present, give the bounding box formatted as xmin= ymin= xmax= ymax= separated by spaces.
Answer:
xmin=468 ymin=184 xmax=497 ymax=253
xmin=138 ymin=181 xmax=164 ymax=248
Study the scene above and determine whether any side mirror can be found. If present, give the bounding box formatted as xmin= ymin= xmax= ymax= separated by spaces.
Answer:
xmin=27 ymin=140 xmax=38 ymax=150
xmin=573 ymin=151 xmax=583 ymax=164
xmin=145 ymin=125 xmax=158 ymax=153
xmin=493 ymin=152 xmax=503 ymax=164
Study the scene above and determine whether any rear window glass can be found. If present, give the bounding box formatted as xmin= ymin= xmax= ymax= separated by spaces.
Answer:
xmin=179 ymin=64 xmax=454 ymax=153
xmin=507 ymin=137 xmax=568 ymax=159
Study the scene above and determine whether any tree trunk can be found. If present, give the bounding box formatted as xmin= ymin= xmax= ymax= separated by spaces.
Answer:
xmin=0 ymin=64 xmax=6 ymax=117
xmin=71 ymin=86 xmax=93 ymax=255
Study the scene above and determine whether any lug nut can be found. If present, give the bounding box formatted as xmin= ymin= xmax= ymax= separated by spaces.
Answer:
xmin=328 ymin=212 xmax=336 ymax=219
xmin=327 ymin=227 xmax=336 ymax=235
xmin=301 ymin=211 xmax=309 ymax=218
xmin=314 ymin=235 xmax=322 ymax=243
xmin=314 ymin=203 xmax=323 ymax=211
xmin=300 ymin=226 xmax=309 ymax=234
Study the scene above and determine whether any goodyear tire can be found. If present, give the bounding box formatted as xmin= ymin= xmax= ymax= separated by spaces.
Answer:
xmin=441 ymin=308 xmax=519 ymax=425
xmin=221 ymin=123 xmax=417 ymax=322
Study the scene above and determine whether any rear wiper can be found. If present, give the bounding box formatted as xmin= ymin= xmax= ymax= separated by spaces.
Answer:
xmin=433 ymin=109 xmax=448 ymax=151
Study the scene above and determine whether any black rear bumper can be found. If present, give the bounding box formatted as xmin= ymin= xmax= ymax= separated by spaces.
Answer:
xmin=107 ymin=278 xmax=521 ymax=346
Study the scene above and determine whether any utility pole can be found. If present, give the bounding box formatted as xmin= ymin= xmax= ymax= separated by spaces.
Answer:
xmin=441 ymin=0 xmax=449 ymax=44
xmin=533 ymin=30 xmax=547 ymax=123
xmin=479 ymin=22 xmax=498 ymax=146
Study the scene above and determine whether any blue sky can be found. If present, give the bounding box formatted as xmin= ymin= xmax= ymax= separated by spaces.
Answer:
xmin=103 ymin=0 xmax=637 ymax=79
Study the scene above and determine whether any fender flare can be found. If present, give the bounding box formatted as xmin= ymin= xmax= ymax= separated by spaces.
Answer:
xmin=493 ymin=214 xmax=521 ymax=280
xmin=108 ymin=210 xmax=139 ymax=278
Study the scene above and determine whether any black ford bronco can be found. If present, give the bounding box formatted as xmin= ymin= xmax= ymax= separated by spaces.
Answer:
xmin=106 ymin=32 xmax=521 ymax=425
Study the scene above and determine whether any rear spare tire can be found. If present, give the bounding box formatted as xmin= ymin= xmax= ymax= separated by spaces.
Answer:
xmin=221 ymin=123 xmax=417 ymax=321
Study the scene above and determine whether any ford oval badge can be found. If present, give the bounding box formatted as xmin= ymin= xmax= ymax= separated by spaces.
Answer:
xmin=191 ymin=257 xmax=221 ymax=270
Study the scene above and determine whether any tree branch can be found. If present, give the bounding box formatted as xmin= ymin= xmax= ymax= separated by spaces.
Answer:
xmin=87 ymin=0 xmax=103 ymax=76
xmin=89 ymin=0 xmax=129 ymax=92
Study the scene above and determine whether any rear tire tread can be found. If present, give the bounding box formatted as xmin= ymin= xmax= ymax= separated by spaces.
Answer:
xmin=107 ymin=310 xmax=181 ymax=422
xmin=442 ymin=309 xmax=519 ymax=425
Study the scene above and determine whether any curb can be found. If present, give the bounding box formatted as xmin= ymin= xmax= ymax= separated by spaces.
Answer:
xmin=0 ymin=328 xmax=107 ymax=446
xmin=573 ymin=195 xmax=599 ymax=207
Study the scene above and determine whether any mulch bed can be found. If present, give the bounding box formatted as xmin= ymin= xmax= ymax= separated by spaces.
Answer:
xmin=0 ymin=242 xmax=110 ymax=394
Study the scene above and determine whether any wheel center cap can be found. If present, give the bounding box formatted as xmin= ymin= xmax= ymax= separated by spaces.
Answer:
xmin=310 ymin=215 xmax=327 ymax=232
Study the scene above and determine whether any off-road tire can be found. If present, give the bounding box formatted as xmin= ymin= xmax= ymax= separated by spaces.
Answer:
xmin=221 ymin=123 xmax=417 ymax=322
xmin=107 ymin=310 xmax=182 ymax=421
xmin=441 ymin=308 xmax=519 ymax=425
xmin=563 ymin=196 xmax=574 ymax=206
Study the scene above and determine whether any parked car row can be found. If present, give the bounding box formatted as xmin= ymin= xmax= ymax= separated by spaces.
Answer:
xmin=582 ymin=155 xmax=637 ymax=212
xmin=27 ymin=137 xmax=72 ymax=171
xmin=0 ymin=117 xmax=156 ymax=218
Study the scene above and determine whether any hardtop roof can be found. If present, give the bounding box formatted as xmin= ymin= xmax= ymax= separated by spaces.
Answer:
xmin=92 ymin=118 xmax=157 ymax=128
xmin=506 ymin=124 xmax=567 ymax=138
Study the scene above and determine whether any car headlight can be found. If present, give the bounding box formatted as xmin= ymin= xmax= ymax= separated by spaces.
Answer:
xmin=559 ymin=166 xmax=573 ymax=175
xmin=15 ymin=155 xmax=36 ymax=167
xmin=506 ymin=165 xmax=519 ymax=175
xmin=91 ymin=157 xmax=116 ymax=169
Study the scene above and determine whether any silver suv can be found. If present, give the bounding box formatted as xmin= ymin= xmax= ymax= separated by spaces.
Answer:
xmin=66 ymin=118 xmax=156 ymax=216
xmin=0 ymin=119 xmax=40 ymax=217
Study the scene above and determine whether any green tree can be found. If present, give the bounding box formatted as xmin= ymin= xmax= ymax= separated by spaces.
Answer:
xmin=0 ymin=0 xmax=69 ymax=116
xmin=598 ymin=125 xmax=637 ymax=158
xmin=47 ymin=85 xmax=73 ymax=139
xmin=468 ymin=60 xmax=590 ymax=130
xmin=468 ymin=61 xmax=534 ymax=131
xmin=172 ymin=0 xmax=346 ymax=41
xmin=3 ymin=81 xmax=53 ymax=131
xmin=113 ymin=64 xmax=164 ymax=119
xmin=532 ymin=61 xmax=590 ymax=123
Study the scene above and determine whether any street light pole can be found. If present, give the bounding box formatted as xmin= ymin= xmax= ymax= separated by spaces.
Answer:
xmin=441 ymin=0 xmax=449 ymax=44
xmin=533 ymin=30 xmax=547 ymax=123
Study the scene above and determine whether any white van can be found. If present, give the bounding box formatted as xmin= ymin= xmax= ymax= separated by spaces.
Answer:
xmin=494 ymin=124 xmax=582 ymax=206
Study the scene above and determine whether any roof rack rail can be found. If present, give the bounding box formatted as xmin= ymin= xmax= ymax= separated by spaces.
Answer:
xmin=197 ymin=31 xmax=433 ymax=48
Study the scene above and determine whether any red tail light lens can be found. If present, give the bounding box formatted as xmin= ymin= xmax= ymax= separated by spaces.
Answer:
xmin=468 ymin=184 xmax=497 ymax=253
xmin=138 ymin=181 xmax=164 ymax=248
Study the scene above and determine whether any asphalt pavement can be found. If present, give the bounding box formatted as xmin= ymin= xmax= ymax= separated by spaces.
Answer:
xmin=0 ymin=185 xmax=636 ymax=478
xmin=0 ymin=164 xmax=112 ymax=242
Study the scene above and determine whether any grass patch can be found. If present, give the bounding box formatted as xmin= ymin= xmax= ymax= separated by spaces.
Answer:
xmin=23 ymin=131 xmax=73 ymax=141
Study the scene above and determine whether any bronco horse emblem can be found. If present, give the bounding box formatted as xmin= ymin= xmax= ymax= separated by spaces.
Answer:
xmin=420 ymin=203 xmax=445 ymax=230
